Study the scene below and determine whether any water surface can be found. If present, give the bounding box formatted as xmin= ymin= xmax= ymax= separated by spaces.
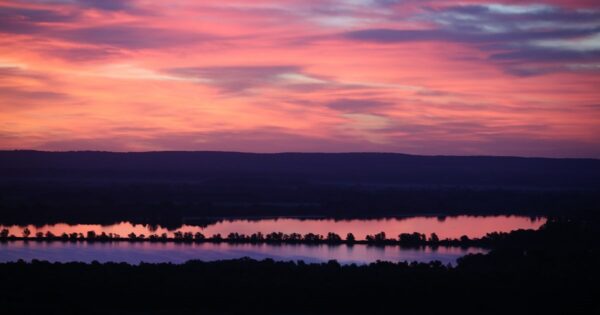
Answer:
xmin=0 ymin=241 xmax=486 ymax=265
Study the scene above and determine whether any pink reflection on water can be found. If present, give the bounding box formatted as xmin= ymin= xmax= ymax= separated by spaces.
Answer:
xmin=1 ymin=215 xmax=545 ymax=240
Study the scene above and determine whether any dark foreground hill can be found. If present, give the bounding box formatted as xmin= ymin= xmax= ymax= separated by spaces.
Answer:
xmin=1 ymin=151 xmax=599 ymax=225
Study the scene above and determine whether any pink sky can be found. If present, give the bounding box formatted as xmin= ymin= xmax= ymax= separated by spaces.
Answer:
xmin=1 ymin=0 xmax=599 ymax=157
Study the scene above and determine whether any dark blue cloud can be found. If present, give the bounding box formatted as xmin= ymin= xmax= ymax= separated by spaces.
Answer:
xmin=0 ymin=6 xmax=76 ymax=23
xmin=0 ymin=5 xmax=217 ymax=50
xmin=345 ymin=27 xmax=600 ymax=44
xmin=491 ymin=49 xmax=600 ymax=62
xmin=326 ymin=98 xmax=393 ymax=112
xmin=54 ymin=25 xmax=214 ymax=49
xmin=0 ymin=86 xmax=68 ymax=107
xmin=437 ymin=4 xmax=600 ymax=25
xmin=76 ymin=0 xmax=134 ymax=11
xmin=342 ymin=4 xmax=600 ymax=75
xmin=345 ymin=29 xmax=442 ymax=42
xmin=19 ymin=0 xmax=137 ymax=11
xmin=0 ymin=6 xmax=75 ymax=34
xmin=41 ymin=47 xmax=120 ymax=61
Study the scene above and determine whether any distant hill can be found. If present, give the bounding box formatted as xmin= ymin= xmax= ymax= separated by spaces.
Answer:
xmin=1 ymin=150 xmax=599 ymax=188
xmin=0 ymin=150 xmax=599 ymax=225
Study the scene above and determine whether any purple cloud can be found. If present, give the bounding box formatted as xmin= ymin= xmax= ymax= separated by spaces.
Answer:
xmin=342 ymin=4 xmax=600 ymax=76
xmin=53 ymin=25 xmax=214 ymax=49
xmin=326 ymin=98 xmax=394 ymax=112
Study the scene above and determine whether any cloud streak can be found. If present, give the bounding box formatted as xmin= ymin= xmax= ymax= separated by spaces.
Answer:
xmin=165 ymin=66 xmax=320 ymax=93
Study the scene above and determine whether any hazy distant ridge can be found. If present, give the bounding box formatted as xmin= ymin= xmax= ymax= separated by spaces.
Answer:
xmin=1 ymin=150 xmax=599 ymax=189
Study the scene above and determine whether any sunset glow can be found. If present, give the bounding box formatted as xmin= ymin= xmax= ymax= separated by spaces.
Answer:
xmin=0 ymin=216 xmax=546 ymax=240
xmin=1 ymin=0 xmax=599 ymax=156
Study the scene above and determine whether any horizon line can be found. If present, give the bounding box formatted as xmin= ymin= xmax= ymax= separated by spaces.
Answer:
xmin=1 ymin=149 xmax=599 ymax=161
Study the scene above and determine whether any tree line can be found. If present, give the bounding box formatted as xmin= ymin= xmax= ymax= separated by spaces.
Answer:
xmin=0 ymin=218 xmax=584 ymax=248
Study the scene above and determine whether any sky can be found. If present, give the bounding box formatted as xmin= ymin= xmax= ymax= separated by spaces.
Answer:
xmin=0 ymin=0 xmax=599 ymax=157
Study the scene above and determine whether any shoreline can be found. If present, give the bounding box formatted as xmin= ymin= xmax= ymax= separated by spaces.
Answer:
xmin=0 ymin=234 xmax=516 ymax=248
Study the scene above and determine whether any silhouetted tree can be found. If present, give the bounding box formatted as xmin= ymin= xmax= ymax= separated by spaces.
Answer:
xmin=87 ymin=231 xmax=96 ymax=240
xmin=23 ymin=228 xmax=31 ymax=238
xmin=326 ymin=232 xmax=342 ymax=243
xmin=303 ymin=233 xmax=323 ymax=243
xmin=173 ymin=231 xmax=183 ymax=241
xmin=266 ymin=232 xmax=284 ymax=242
xmin=429 ymin=233 xmax=439 ymax=244
xmin=250 ymin=232 xmax=264 ymax=242
xmin=346 ymin=233 xmax=356 ymax=243
xmin=228 ymin=232 xmax=244 ymax=242
xmin=366 ymin=232 xmax=387 ymax=244
xmin=286 ymin=233 xmax=302 ymax=242
xmin=194 ymin=232 xmax=205 ymax=241
xmin=399 ymin=232 xmax=426 ymax=245
xmin=0 ymin=229 xmax=8 ymax=239
xmin=98 ymin=232 xmax=109 ymax=241
xmin=183 ymin=232 xmax=194 ymax=242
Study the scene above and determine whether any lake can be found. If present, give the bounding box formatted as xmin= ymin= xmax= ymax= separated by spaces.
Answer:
xmin=0 ymin=215 xmax=543 ymax=264
xmin=1 ymin=215 xmax=545 ymax=240
xmin=0 ymin=241 xmax=487 ymax=265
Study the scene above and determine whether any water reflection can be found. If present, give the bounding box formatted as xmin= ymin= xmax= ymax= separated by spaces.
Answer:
xmin=1 ymin=215 xmax=545 ymax=240
xmin=0 ymin=241 xmax=486 ymax=265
